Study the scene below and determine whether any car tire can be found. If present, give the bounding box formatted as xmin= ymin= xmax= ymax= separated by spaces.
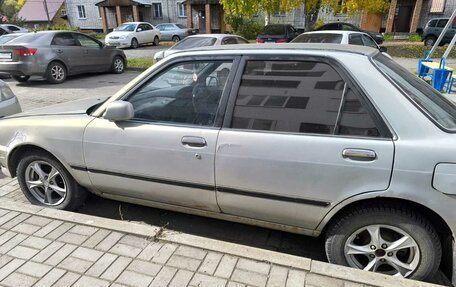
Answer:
xmin=325 ymin=205 xmax=441 ymax=280
xmin=46 ymin=62 xmax=67 ymax=84
xmin=172 ymin=35 xmax=180 ymax=42
xmin=111 ymin=56 xmax=125 ymax=74
xmin=12 ymin=75 xmax=30 ymax=83
xmin=424 ymin=36 xmax=437 ymax=46
xmin=16 ymin=151 xmax=87 ymax=211
xmin=153 ymin=36 xmax=160 ymax=46
xmin=131 ymin=38 xmax=139 ymax=49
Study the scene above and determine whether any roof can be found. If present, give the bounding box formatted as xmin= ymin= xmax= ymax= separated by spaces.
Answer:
xmin=177 ymin=43 xmax=378 ymax=56
xmin=303 ymin=31 xmax=368 ymax=36
xmin=18 ymin=0 xmax=64 ymax=22
xmin=187 ymin=34 xmax=238 ymax=39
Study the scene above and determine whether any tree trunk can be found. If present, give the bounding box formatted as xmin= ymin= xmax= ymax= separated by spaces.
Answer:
xmin=304 ymin=0 xmax=321 ymax=31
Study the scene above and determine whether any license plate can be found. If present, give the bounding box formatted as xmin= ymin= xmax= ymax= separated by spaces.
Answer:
xmin=0 ymin=52 xmax=11 ymax=59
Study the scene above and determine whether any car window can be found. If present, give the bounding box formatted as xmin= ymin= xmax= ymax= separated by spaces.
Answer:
xmin=348 ymin=34 xmax=364 ymax=45
xmin=342 ymin=24 xmax=358 ymax=31
xmin=0 ymin=34 xmax=18 ymax=44
xmin=321 ymin=23 xmax=340 ymax=30
xmin=116 ymin=23 xmax=136 ymax=31
xmin=145 ymin=24 xmax=153 ymax=30
xmin=362 ymin=34 xmax=378 ymax=48
xmin=222 ymin=37 xmax=238 ymax=45
xmin=261 ymin=25 xmax=286 ymax=35
xmin=52 ymin=33 xmax=78 ymax=46
xmin=230 ymin=60 xmax=381 ymax=137
xmin=0 ymin=28 xmax=6 ymax=36
xmin=126 ymin=60 xmax=233 ymax=126
xmin=7 ymin=26 xmax=19 ymax=31
xmin=236 ymin=37 xmax=249 ymax=44
xmin=427 ymin=19 xmax=438 ymax=27
xmin=74 ymin=34 xmax=100 ymax=48
xmin=171 ymin=37 xmax=217 ymax=50
xmin=292 ymin=33 xmax=343 ymax=43
xmin=437 ymin=19 xmax=448 ymax=28
xmin=374 ymin=54 xmax=456 ymax=131
xmin=176 ymin=24 xmax=187 ymax=29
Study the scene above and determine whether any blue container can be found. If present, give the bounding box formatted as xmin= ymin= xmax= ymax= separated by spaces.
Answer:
xmin=418 ymin=59 xmax=432 ymax=78
xmin=432 ymin=68 xmax=452 ymax=91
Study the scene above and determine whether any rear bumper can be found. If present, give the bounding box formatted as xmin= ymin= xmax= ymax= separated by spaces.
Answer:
xmin=0 ymin=61 xmax=44 ymax=76
xmin=0 ymin=97 xmax=21 ymax=118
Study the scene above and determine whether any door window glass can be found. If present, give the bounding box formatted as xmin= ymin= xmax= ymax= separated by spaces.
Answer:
xmin=342 ymin=24 xmax=357 ymax=31
xmin=349 ymin=34 xmax=364 ymax=45
xmin=231 ymin=60 xmax=345 ymax=134
xmin=427 ymin=19 xmax=438 ymax=27
xmin=74 ymin=34 xmax=100 ymax=48
xmin=362 ymin=34 xmax=378 ymax=48
xmin=236 ymin=37 xmax=249 ymax=44
xmin=127 ymin=61 xmax=233 ymax=126
xmin=52 ymin=33 xmax=77 ymax=46
xmin=437 ymin=19 xmax=448 ymax=28
xmin=222 ymin=37 xmax=238 ymax=45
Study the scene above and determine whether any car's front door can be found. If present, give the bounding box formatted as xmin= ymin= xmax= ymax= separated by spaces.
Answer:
xmin=83 ymin=58 xmax=238 ymax=211
xmin=215 ymin=57 xmax=394 ymax=230
xmin=73 ymin=33 xmax=108 ymax=72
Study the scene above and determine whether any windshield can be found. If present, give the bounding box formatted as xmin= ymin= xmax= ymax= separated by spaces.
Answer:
xmin=0 ymin=34 xmax=20 ymax=44
xmin=373 ymin=54 xmax=456 ymax=131
xmin=292 ymin=33 xmax=343 ymax=43
xmin=261 ymin=25 xmax=286 ymax=35
xmin=171 ymin=37 xmax=217 ymax=50
xmin=116 ymin=24 xmax=136 ymax=32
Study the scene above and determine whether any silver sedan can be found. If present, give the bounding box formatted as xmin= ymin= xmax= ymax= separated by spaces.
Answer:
xmin=1 ymin=44 xmax=456 ymax=282
xmin=0 ymin=80 xmax=20 ymax=117
xmin=155 ymin=23 xmax=193 ymax=42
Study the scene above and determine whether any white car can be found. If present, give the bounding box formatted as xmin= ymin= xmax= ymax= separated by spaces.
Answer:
xmin=105 ymin=22 xmax=161 ymax=49
xmin=292 ymin=31 xmax=389 ymax=55
xmin=0 ymin=24 xmax=28 ymax=34
xmin=153 ymin=34 xmax=249 ymax=62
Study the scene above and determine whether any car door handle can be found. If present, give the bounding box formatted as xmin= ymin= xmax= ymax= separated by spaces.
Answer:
xmin=56 ymin=49 xmax=63 ymax=54
xmin=342 ymin=149 xmax=377 ymax=161
xmin=181 ymin=136 xmax=207 ymax=148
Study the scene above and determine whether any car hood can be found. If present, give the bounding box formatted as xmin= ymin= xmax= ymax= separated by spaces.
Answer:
xmin=107 ymin=31 xmax=133 ymax=38
xmin=4 ymin=96 xmax=109 ymax=119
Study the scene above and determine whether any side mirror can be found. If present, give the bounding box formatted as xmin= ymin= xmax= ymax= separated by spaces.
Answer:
xmin=104 ymin=101 xmax=134 ymax=121
xmin=137 ymin=28 xmax=143 ymax=32
xmin=379 ymin=46 xmax=387 ymax=53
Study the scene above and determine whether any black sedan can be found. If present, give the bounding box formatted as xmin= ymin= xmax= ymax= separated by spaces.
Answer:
xmin=316 ymin=22 xmax=384 ymax=44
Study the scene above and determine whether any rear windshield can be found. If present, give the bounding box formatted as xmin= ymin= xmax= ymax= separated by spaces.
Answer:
xmin=171 ymin=37 xmax=216 ymax=50
xmin=8 ymin=33 xmax=46 ymax=44
xmin=0 ymin=34 xmax=20 ymax=44
xmin=373 ymin=54 xmax=456 ymax=131
xmin=292 ymin=33 xmax=343 ymax=43
xmin=176 ymin=24 xmax=186 ymax=29
xmin=261 ymin=25 xmax=286 ymax=35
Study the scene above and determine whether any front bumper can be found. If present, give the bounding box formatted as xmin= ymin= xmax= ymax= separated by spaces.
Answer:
xmin=105 ymin=40 xmax=131 ymax=49
xmin=0 ymin=145 xmax=10 ymax=177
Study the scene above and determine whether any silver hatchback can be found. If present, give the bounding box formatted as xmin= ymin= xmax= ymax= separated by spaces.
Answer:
xmin=1 ymin=44 xmax=456 ymax=282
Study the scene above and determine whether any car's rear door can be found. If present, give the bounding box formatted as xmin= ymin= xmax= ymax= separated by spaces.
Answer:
xmin=215 ymin=56 xmax=394 ymax=230
xmin=83 ymin=56 xmax=240 ymax=211
xmin=50 ymin=32 xmax=84 ymax=74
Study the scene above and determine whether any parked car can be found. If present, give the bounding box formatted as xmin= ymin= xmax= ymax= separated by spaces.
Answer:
xmin=0 ymin=80 xmax=20 ymax=117
xmin=0 ymin=31 xmax=127 ymax=84
xmin=153 ymin=34 xmax=248 ymax=62
xmin=292 ymin=31 xmax=388 ymax=54
xmin=316 ymin=22 xmax=384 ymax=44
xmin=155 ymin=23 xmax=194 ymax=42
xmin=1 ymin=43 xmax=455 ymax=281
xmin=0 ymin=24 xmax=28 ymax=34
xmin=105 ymin=22 xmax=161 ymax=49
xmin=422 ymin=18 xmax=455 ymax=46
xmin=0 ymin=33 xmax=25 ymax=44
xmin=256 ymin=24 xmax=300 ymax=43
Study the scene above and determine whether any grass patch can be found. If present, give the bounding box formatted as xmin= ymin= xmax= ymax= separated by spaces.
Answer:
xmin=408 ymin=34 xmax=422 ymax=42
xmin=386 ymin=45 xmax=456 ymax=58
xmin=383 ymin=34 xmax=394 ymax=42
xmin=127 ymin=58 xmax=154 ymax=69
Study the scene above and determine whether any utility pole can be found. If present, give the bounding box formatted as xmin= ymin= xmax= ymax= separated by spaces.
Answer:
xmin=43 ymin=0 xmax=51 ymax=28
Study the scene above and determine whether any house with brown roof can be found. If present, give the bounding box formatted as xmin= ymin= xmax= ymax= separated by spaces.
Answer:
xmin=18 ymin=0 xmax=69 ymax=29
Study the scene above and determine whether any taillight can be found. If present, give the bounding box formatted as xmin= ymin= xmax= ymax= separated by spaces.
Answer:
xmin=13 ymin=48 xmax=37 ymax=56
xmin=256 ymin=39 xmax=264 ymax=43
xmin=276 ymin=39 xmax=288 ymax=43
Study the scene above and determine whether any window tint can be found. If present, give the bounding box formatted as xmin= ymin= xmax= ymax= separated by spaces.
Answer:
xmin=236 ymin=37 xmax=249 ymax=44
xmin=362 ymin=34 xmax=378 ymax=48
xmin=292 ymin=33 xmax=343 ymax=43
xmin=337 ymin=88 xmax=380 ymax=137
xmin=321 ymin=23 xmax=339 ymax=30
xmin=437 ymin=19 xmax=448 ymax=28
xmin=231 ymin=60 xmax=345 ymax=134
xmin=74 ymin=34 xmax=100 ymax=48
xmin=342 ymin=24 xmax=358 ymax=31
xmin=222 ymin=37 xmax=238 ymax=45
xmin=261 ymin=25 xmax=286 ymax=35
xmin=127 ymin=61 xmax=233 ymax=126
xmin=427 ymin=19 xmax=438 ymax=27
xmin=52 ymin=33 xmax=77 ymax=46
xmin=8 ymin=26 xmax=19 ymax=31
xmin=349 ymin=34 xmax=364 ymax=45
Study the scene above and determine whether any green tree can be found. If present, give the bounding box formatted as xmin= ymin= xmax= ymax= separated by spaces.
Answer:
xmin=1 ymin=0 xmax=25 ymax=22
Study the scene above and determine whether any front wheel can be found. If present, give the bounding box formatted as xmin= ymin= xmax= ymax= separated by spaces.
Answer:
xmin=153 ymin=36 xmax=159 ymax=46
xmin=325 ymin=205 xmax=441 ymax=280
xmin=12 ymin=75 xmax=30 ymax=83
xmin=131 ymin=38 xmax=139 ymax=49
xmin=16 ymin=151 xmax=87 ymax=210
xmin=111 ymin=56 xmax=125 ymax=74
xmin=172 ymin=35 xmax=180 ymax=42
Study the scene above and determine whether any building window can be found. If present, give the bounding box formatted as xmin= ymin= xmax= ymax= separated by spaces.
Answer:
xmin=153 ymin=3 xmax=163 ymax=19
xmin=96 ymin=7 xmax=101 ymax=18
xmin=430 ymin=0 xmax=445 ymax=13
xmin=77 ymin=5 xmax=86 ymax=19
xmin=178 ymin=2 xmax=187 ymax=17
xmin=61 ymin=8 xmax=67 ymax=17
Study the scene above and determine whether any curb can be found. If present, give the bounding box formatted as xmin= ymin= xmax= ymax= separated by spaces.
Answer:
xmin=0 ymin=199 xmax=443 ymax=287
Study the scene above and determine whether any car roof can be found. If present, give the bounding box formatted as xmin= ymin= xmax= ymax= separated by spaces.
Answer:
xmin=173 ymin=43 xmax=378 ymax=56
xmin=186 ymin=34 xmax=243 ymax=39
xmin=303 ymin=30 xmax=365 ymax=36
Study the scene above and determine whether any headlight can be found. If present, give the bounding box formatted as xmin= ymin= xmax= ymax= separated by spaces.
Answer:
xmin=0 ymin=84 xmax=15 ymax=101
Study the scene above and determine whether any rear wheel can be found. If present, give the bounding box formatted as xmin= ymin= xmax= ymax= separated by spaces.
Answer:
xmin=153 ymin=36 xmax=160 ymax=46
xmin=424 ymin=36 xmax=437 ymax=46
xmin=111 ymin=56 xmax=125 ymax=74
xmin=46 ymin=62 xmax=67 ymax=84
xmin=12 ymin=75 xmax=30 ymax=83
xmin=16 ymin=151 xmax=87 ymax=210
xmin=131 ymin=38 xmax=139 ymax=49
xmin=172 ymin=35 xmax=180 ymax=42
xmin=325 ymin=205 xmax=441 ymax=280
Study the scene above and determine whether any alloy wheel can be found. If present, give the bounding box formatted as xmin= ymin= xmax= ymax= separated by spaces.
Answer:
xmin=51 ymin=65 xmax=65 ymax=81
xmin=114 ymin=58 xmax=124 ymax=72
xmin=24 ymin=161 xmax=67 ymax=206
xmin=344 ymin=224 xmax=420 ymax=278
